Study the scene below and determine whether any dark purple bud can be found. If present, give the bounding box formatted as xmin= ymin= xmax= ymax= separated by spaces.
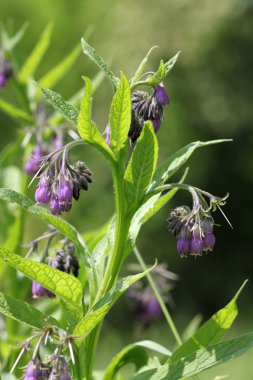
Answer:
xmin=152 ymin=117 xmax=161 ymax=133
xmin=154 ymin=85 xmax=169 ymax=106
xmin=177 ymin=237 xmax=191 ymax=257
xmin=25 ymin=146 xmax=44 ymax=176
xmin=50 ymin=194 xmax=62 ymax=215
xmin=190 ymin=228 xmax=204 ymax=255
xmin=0 ymin=72 xmax=7 ymax=87
xmin=59 ymin=374 xmax=72 ymax=380
xmin=144 ymin=297 xmax=162 ymax=321
xmin=24 ymin=360 xmax=40 ymax=380
xmin=203 ymin=232 xmax=216 ymax=251
xmin=71 ymin=256 xmax=79 ymax=277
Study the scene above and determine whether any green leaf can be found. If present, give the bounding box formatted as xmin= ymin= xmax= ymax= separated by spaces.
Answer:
xmin=168 ymin=280 xmax=247 ymax=363
xmin=81 ymin=38 xmax=119 ymax=91
xmin=109 ymin=73 xmax=131 ymax=157
xmin=38 ymin=44 xmax=80 ymax=89
xmin=73 ymin=264 xmax=155 ymax=342
xmin=135 ymin=341 xmax=172 ymax=357
xmin=0 ymin=291 xmax=60 ymax=329
xmin=61 ymin=299 xmax=83 ymax=331
xmin=78 ymin=76 xmax=115 ymax=161
xmin=103 ymin=344 xmax=148 ymax=380
xmin=124 ymin=121 xmax=158 ymax=213
xmin=0 ymin=247 xmax=83 ymax=306
xmin=131 ymin=46 xmax=158 ymax=84
xmin=164 ymin=51 xmax=181 ymax=76
xmin=146 ymin=60 xmax=165 ymax=85
xmin=0 ymin=189 xmax=87 ymax=254
xmin=0 ymin=97 xmax=34 ymax=124
xmin=39 ymin=85 xmax=79 ymax=127
xmin=19 ymin=23 xmax=53 ymax=83
xmin=127 ymin=169 xmax=188 ymax=253
xmin=150 ymin=139 xmax=232 ymax=191
xmin=130 ymin=331 xmax=253 ymax=380
xmin=1 ymin=22 xmax=29 ymax=51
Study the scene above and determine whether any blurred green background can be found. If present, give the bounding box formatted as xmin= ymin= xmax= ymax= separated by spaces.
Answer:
xmin=0 ymin=0 xmax=253 ymax=378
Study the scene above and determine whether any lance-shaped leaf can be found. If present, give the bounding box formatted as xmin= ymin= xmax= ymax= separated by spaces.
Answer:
xmin=164 ymin=51 xmax=181 ymax=76
xmin=78 ymin=76 xmax=115 ymax=161
xmin=146 ymin=60 xmax=165 ymax=85
xmin=131 ymin=46 xmax=158 ymax=85
xmin=103 ymin=344 xmax=148 ymax=380
xmin=0 ymin=291 xmax=60 ymax=329
xmin=168 ymin=280 xmax=247 ymax=363
xmin=131 ymin=331 xmax=253 ymax=380
xmin=19 ymin=23 xmax=53 ymax=83
xmin=109 ymin=73 xmax=131 ymax=157
xmin=39 ymin=85 xmax=79 ymax=127
xmin=1 ymin=22 xmax=29 ymax=51
xmin=38 ymin=44 xmax=80 ymax=89
xmin=149 ymin=139 xmax=232 ymax=191
xmin=73 ymin=264 xmax=155 ymax=341
xmin=0 ymin=247 xmax=83 ymax=306
xmin=0 ymin=98 xmax=34 ymax=124
xmin=103 ymin=340 xmax=172 ymax=380
xmin=81 ymin=38 xmax=119 ymax=91
xmin=0 ymin=189 xmax=87 ymax=254
xmin=124 ymin=121 xmax=158 ymax=213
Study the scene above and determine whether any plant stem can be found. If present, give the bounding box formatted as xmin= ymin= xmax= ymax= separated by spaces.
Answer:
xmin=134 ymin=246 xmax=182 ymax=347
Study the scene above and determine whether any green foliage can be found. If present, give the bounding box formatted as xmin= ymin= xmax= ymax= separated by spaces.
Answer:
xmin=146 ymin=60 xmax=165 ymax=85
xmin=1 ymin=22 xmax=29 ymax=51
xmin=150 ymin=139 xmax=232 ymax=190
xmin=0 ymin=97 xmax=34 ymax=124
xmin=168 ymin=280 xmax=248 ymax=363
xmin=124 ymin=121 xmax=158 ymax=214
xmin=19 ymin=23 xmax=53 ymax=83
xmin=78 ymin=76 xmax=115 ymax=161
xmin=131 ymin=46 xmax=158 ymax=84
xmin=74 ymin=264 xmax=155 ymax=342
xmin=164 ymin=51 xmax=181 ymax=76
xmin=0 ymin=247 xmax=83 ymax=306
xmin=81 ymin=38 xmax=119 ymax=91
xmin=109 ymin=72 xmax=131 ymax=158
xmin=0 ymin=291 xmax=60 ymax=329
xmin=38 ymin=44 xmax=80 ymax=89
xmin=131 ymin=332 xmax=253 ymax=379
xmin=39 ymin=85 xmax=79 ymax=126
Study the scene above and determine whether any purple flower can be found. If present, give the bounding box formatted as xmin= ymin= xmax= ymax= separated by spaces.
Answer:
xmin=58 ymin=176 xmax=73 ymax=205
xmin=190 ymin=228 xmax=204 ymax=256
xmin=32 ymin=281 xmax=54 ymax=298
xmin=104 ymin=125 xmax=111 ymax=146
xmin=23 ymin=360 xmax=40 ymax=380
xmin=141 ymin=297 xmax=162 ymax=322
xmin=25 ymin=146 xmax=44 ymax=176
xmin=0 ymin=60 xmax=12 ymax=88
xmin=50 ymin=194 xmax=62 ymax=215
xmin=152 ymin=117 xmax=161 ymax=133
xmin=154 ymin=84 xmax=169 ymax=106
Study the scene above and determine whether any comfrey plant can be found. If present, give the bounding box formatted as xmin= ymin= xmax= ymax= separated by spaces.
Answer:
xmin=0 ymin=24 xmax=252 ymax=380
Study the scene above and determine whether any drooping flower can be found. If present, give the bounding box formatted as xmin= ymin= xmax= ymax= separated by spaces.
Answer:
xmin=23 ymin=360 xmax=41 ymax=380
xmin=0 ymin=57 xmax=12 ymax=88
xmin=32 ymin=281 xmax=54 ymax=299
xmin=25 ymin=145 xmax=45 ymax=176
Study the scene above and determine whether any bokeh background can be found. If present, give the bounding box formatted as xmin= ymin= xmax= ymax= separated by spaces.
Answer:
xmin=0 ymin=0 xmax=253 ymax=378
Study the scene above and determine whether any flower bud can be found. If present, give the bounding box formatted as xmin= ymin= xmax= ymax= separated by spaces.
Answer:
xmin=154 ymin=85 xmax=169 ymax=106
xmin=190 ymin=227 xmax=204 ymax=256
xmin=24 ymin=360 xmax=40 ymax=380
xmin=35 ymin=185 xmax=51 ymax=205
xmin=203 ymin=232 xmax=216 ymax=251
xmin=50 ymin=194 xmax=62 ymax=215
xmin=152 ymin=117 xmax=161 ymax=133
xmin=32 ymin=281 xmax=54 ymax=298
xmin=58 ymin=176 xmax=73 ymax=204
xmin=0 ymin=72 xmax=7 ymax=87
xmin=25 ymin=146 xmax=44 ymax=176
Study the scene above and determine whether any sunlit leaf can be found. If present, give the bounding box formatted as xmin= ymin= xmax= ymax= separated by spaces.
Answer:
xmin=0 ymin=97 xmax=34 ymax=124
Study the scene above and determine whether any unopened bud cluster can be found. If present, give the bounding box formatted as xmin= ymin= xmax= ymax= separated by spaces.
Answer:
xmin=129 ymin=84 xmax=169 ymax=142
xmin=168 ymin=206 xmax=216 ymax=257
xmin=32 ymin=242 xmax=79 ymax=298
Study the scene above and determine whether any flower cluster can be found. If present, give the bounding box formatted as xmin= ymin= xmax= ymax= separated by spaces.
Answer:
xmin=0 ymin=51 xmax=12 ymax=88
xmin=127 ymin=264 xmax=177 ymax=327
xmin=32 ymin=240 xmax=79 ymax=298
xmin=32 ymin=141 xmax=92 ymax=216
xmin=168 ymin=206 xmax=216 ymax=257
xmin=25 ymin=134 xmax=64 ymax=176
xmin=21 ymin=335 xmax=73 ymax=379
xmin=129 ymin=84 xmax=169 ymax=142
